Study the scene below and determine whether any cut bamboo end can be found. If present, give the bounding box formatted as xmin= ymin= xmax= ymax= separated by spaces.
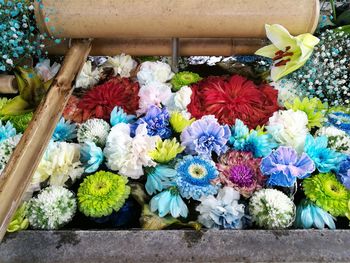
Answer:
xmin=0 ymin=75 xmax=18 ymax=94
xmin=0 ymin=39 xmax=92 ymax=242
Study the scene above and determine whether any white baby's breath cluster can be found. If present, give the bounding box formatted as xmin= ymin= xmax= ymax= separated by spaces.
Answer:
xmin=104 ymin=123 xmax=159 ymax=179
xmin=0 ymin=134 xmax=21 ymax=175
xmin=317 ymin=126 xmax=350 ymax=154
xmin=103 ymin=54 xmax=137 ymax=77
xmin=77 ymin=118 xmax=110 ymax=147
xmin=27 ymin=186 xmax=76 ymax=230
xmin=249 ymin=189 xmax=295 ymax=229
xmin=272 ymin=79 xmax=298 ymax=107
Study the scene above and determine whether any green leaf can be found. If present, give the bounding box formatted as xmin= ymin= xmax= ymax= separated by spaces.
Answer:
xmin=334 ymin=25 xmax=350 ymax=34
xmin=0 ymin=96 xmax=33 ymax=116
xmin=335 ymin=9 xmax=350 ymax=26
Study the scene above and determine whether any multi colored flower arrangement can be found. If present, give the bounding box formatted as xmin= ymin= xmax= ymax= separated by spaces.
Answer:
xmin=2 ymin=3 xmax=350 ymax=232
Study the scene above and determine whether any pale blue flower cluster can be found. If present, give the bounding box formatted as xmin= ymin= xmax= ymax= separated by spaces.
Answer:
xmin=145 ymin=165 xmax=177 ymax=195
xmin=110 ymin=106 xmax=135 ymax=127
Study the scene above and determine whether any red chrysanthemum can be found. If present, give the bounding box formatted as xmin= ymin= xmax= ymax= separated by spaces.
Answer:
xmin=187 ymin=75 xmax=279 ymax=129
xmin=63 ymin=95 xmax=85 ymax=123
xmin=77 ymin=77 xmax=140 ymax=121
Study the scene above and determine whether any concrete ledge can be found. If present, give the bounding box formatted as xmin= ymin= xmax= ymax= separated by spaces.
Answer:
xmin=1 ymin=230 xmax=349 ymax=262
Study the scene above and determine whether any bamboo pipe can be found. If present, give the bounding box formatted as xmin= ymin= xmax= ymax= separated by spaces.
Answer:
xmin=35 ymin=0 xmax=320 ymax=39
xmin=0 ymin=39 xmax=92 ymax=242
xmin=45 ymin=38 xmax=269 ymax=56
xmin=0 ymin=75 xmax=18 ymax=94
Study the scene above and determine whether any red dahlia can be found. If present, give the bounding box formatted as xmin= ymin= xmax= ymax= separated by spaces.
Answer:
xmin=78 ymin=77 xmax=140 ymax=121
xmin=187 ymin=75 xmax=279 ymax=129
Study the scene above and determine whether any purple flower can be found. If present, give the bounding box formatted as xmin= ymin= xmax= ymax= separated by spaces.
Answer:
xmin=337 ymin=156 xmax=350 ymax=189
xmin=132 ymin=105 xmax=171 ymax=139
xmin=261 ymin=146 xmax=315 ymax=187
xmin=181 ymin=115 xmax=231 ymax=158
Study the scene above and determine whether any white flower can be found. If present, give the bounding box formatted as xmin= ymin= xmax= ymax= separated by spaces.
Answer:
xmin=33 ymin=141 xmax=84 ymax=188
xmin=77 ymin=118 xmax=110 ymax=147
xmin=164 ymin=86 xmax=192 ymax=116
xmin=137 ymin=61 xmax=174 ymax=85
xmin=75 ymin=61 xmax=100 ymax=89
xmin=266 ymin=109 xmax=308 ymax=153
xmin=249 ymin=189 xmax=295 ymax=229
xmin=196 ymin=187 xmax=245 ymax=229
xmin=272 ymin=79 xmax=298 ymax=107
xmin=317 ymin=126 xmax=350 ymax=154
xmin=104 ymin=123 xmax=159 ymax=179
xmin=137 ymin=81 xmax=172 ymax=116
xmin=0 ymin=135 xmax=21 ymax=175
xmin=35 ymin=59 xmax=61 ymax=82
xmin=103 ymin=53 xmax=137 ymax=77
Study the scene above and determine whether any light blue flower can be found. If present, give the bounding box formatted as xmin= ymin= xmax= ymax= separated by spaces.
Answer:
xmin=328 ymin=112 xmax=350 ymax=135
xmin=145 ymin=165 xmax=177 ymax=195
xmin=229 ymin=119 xmax=249 ymax=150
xmin=304 ymin=134 xmax=345 ymax=173
xmin=110 ymin=106 xmax=135 ymax=126
xmin=0 ymin=120 xmax=16 ymax=142
xmin=181 ymin=115 xmax=230 ymax=158
xmin=150 ymin=188 xmax=188 ymax=218
xmin=80 ymin=142 xmax=104 ymax=173
xmin=175 ymin=155 xmax=218 ymax=200
xmin=52 ymin=117 xmax=77 ymax=142
xmin=244 ymin=131 xmax=278 ymax=158
xmin=337 ymin=156 xmax=350 ymax=189
xmin=295 ymin=199 xmax=336 ymax=230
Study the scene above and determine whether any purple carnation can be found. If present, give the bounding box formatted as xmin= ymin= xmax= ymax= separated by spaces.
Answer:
xmin=337 ymin=156 xmax=350 ymax=189
xmin=261 ymin=146 xmax=315 ymax=187
xmin=180 ymin=115 xmax=231 ymax=158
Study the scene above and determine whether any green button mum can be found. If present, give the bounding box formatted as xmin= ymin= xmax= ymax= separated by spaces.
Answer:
xmin=303 ymin=173 xmax=350 ymax=218
xmin=171 ymin=71 xmax=202 ymax=91
xmin=78 ymin=171 xmax=130 ymax=218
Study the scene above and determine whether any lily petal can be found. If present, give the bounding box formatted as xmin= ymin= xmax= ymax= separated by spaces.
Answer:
xmin=265 ymin=24 xmax=296 ymax=51
xmin=255 ymin=44 xmax=279 ymax=58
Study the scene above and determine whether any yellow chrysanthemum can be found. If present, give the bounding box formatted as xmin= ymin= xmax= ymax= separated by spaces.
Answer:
xmin=169 ymin=112 xmax=195 ymax=133
xmin=149 ymin=138 xmax=185 ymax=163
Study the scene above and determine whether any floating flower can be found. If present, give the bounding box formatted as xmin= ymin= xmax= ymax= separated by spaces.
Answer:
xmin=149 ymin=138 xmax=185 ymax=164
xmin=295 ymin=199 xmax=336 ymax=230
xmin=103 ymin=54 xmax=137 ymax=77
xmin=7 ymin=202 xmax=29 ymax=233
xmin=1 ymin=112 xmax=33 ymax=133
xmin=137 ymin=81 xmax=172 ymax=116
xmin=304 ymin=134 xmax=345 ymax=173
xmin=33 ymin=141 xmax=84 ymax=187
xmin=133 ymin=105 xmax=172 ymax=139
xmin=104 ymin=123 xmax=159 ymax=179
xmin=110 ymin=106 xmax=135 ymax=126
xmin=187 ymin=75 xmax=279 ymax=129
xmin=196 ymin=187 xmax=245 ymax=229
xmin=150 ymin=188 xmax=188 ymax=218
xmin=303 ymin=173 xmax=350 ymax=217
xmin=77 ymin=171 xmax=130 ymax=218
xmin=0 ymin=120 xmax=16 ymax=143
xmin=35 ymin=59 xmax=61 ymax=82
xmin=27 ymin=186 xmax=76 ymax=230
xmin=164 ymin=86 xmax=193 ymax=114
xmin=137 ymin=61 xmax=174 ymax=85
xmin=175 ymin=155 xmax=219 ymax=200
xmin=169 ymin=111 xmax=195 ymax=133
xmin=216 ymin=150 xmax=264 ymax=197
xmin=249 ymin=189 xmax=296 ymax=229
xmin=78 ymin=77 xmax=140 ymax=121
xmin=337 ymin=156 xmax=350 ymax=189
xmin=75 ymin=61 xmax=100 ymax=89
xmin=266 ymin=110 xmax=309 ymax=153
xmin=62 ymin=95 xmax=85 ymax=123
xmin=261 ymin=146 xmax=315 ymax=187
xmin=77 ymin=118 xmax=110 ymax=147
xmin=145 ymin=165 xmax=177 ymax=195
xmin=80 ymin=142 xmax=104 ymax=173
xmin=171 ymin=71 xmax=202 ymax=91
xmin=285 ymin=97 xmax=327 ymax=129
xmin=255 ymin=24 xmax=319 ymax=81
xmin=52 ymin=117 xmax=77 ymax=142
xmin=0 ymin=134 xmax=21 ymax=175
xmin=181 ymin=115 xmax=230 ymax=158
xmin=328 ymin=112 xmax=350 ymax=135
xmin=317 ymin=126 xmax=350 ymax=154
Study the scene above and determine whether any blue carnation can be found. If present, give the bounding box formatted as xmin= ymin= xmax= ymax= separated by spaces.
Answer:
xmin=110 ymin=106 xmax=135 ymax=126
xmin=304 ymin=134 xmax=345 ymax=173
xmin=145 ymin=165 xmax=177 ymax=195
xmin=337 ymin=156 xmax=350 ymax=189
xmin=80 ymin=141 xmax=104 ymax=173
xmin=0 ymin=120 xmax=16 ymax=142
xmin=52 ymin=117 xmax=77 ymax=142
xmin=244 ymin=131 xmax=278 ymax=158
xmin=175 ymin=155 xmax=218 ymax=200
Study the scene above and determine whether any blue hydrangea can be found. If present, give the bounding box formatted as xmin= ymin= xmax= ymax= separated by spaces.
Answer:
xmin=337 ymin=156 xmax=350 ymax=189
xmin=175 ymin=155 xmax=218 ymax=200
xmin=145 ymin=165 xmax=177 ymax=195
xmin=110 ymin=106 xmax=135 ymax=126
xmin=52 ymin=117 xmax=77 ymax=142
xmin=80 ymin=142 xmax=103 ymax=173
xmin=304 ymin=134 xmax=345 ymax=173
xmin=0 ymin=120 xmax=16 ymax=142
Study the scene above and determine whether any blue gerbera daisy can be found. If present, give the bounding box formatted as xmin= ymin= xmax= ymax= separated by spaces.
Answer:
xmin=175 ymin=155 xmax=219 ymax=200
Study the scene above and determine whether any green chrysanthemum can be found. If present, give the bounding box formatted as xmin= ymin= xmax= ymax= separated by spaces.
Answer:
xmin=285 ymin=97 xmax=327 ymax=129
xmin=149 ymin=138 xmax=185 ymax=163
xmin=1 ymin=112 xmax=33 ymax=133
xmin=78 ymin=171 xmax=130 ymax=218
xmin=303 ymin=173 xmax=350 ymax=217
xmin=171 ymin=71 xmax=202 ymax=91
xmin=0 ymin=98 xmax=8 ymax=110
xmin=169 ymin=112 xmax=195 ymax=133
xmin=7 ymin=202 xmax=29 ymax=233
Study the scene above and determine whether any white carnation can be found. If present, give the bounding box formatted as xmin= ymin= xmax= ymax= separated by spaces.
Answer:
xmin=164 ymin=86 xmax=192 ymax=116
xmin=75 ymin=61 xmax=100 ymax=89
xmin=137 ymin=61 xmax=174 ymax=85
xmin=103 ymin=53 xmax=137 ymax=78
